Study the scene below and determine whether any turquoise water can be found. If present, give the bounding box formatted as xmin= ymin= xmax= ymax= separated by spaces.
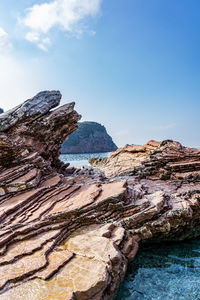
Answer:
xmin=60 ymin=152 xmax=110 ymax=167
xmin=115 ymin=240 xmax=200 ymax=300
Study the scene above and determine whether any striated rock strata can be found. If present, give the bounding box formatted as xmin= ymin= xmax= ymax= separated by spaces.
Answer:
xmin=90 ymin=139 xmax=200 ymax=179
xmin=0 ymin=93 xmax=200 ymax=299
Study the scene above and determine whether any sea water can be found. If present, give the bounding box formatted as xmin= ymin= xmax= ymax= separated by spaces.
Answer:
xmin=60 ymin=152 xmax=110 ymax=167
xmin=115 ymin=240 xmax=200 ymax=300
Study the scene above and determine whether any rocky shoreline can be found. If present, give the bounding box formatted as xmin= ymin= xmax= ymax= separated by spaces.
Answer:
xmin=0 ymin=91 xmax=200 ymax=299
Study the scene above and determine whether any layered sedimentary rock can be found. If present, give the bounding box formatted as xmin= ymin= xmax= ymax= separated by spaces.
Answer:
xmin=0 ymin=93 xmax=200 ymax=299
xmin=0 ymin=91 xmax=80 ymax=170
xmin=90 ymin=139 xmax=200 ymax=179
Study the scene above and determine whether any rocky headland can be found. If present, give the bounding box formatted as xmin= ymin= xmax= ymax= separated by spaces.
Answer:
xmin=0 ymin=91 xmax=200 ymax=299
xmin=61 ymin=121 xmax=117 ymax=154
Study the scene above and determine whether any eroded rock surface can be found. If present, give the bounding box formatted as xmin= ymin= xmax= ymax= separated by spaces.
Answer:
xmin=0 ymin=93 xmax=200 ymax=299
xmin=90 ymin=139 xmax=200 ymax=180
xmin=0 ymin=91 xmax=81 ymax=170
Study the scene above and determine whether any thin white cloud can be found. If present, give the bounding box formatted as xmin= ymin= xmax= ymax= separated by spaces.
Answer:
xmin=0 ymin=27 xmax=12 ymax=53
xmin=26 ymin=31 xmax=40 ymax=43
xmin=38 ymin=37 xmax=51 ymax=51
xmin=21 ymin=0 xmax=102 ymax=50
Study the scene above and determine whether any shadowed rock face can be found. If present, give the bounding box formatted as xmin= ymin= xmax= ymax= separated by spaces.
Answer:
xmin=0 ymin=93 xmax=200 ymax=299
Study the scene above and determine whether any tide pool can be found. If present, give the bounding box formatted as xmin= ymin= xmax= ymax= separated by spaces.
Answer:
xmin=115 ymin=240 xmax=200 ymax=300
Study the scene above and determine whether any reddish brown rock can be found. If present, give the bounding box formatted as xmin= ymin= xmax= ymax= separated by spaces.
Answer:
xmin=90 ymin=139 xmax=200 ymax=180
xmin=0 ymin=93 xmax=200 ymax=299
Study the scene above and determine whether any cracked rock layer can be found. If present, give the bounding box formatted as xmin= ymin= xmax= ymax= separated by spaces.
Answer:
xmin=0 ymin=92 xmax=200 ymax=299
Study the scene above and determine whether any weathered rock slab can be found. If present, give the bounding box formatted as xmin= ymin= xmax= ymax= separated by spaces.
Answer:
xmin=90 ymin=139 xmax=200 ymax=180
xmin=0 ymin=93 xmax=200 ymax=299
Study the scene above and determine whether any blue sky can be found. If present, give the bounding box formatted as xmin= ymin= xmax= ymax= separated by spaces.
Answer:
xmin=0 ymin=0 xmax=199 ymax=147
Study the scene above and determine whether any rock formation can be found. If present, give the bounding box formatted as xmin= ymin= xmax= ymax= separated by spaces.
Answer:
xmin=61 ymin=121 xmax=117 ymax=154
xmin=0 ymin=92 xmax=200 ymax=299
xmin=89 ymin=139 xmax=200 ymax=179
xmin=0 ymin=91 xmax=80 ymax=171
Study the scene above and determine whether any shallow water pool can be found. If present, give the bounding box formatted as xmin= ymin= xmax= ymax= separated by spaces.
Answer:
xmin=115 ymin=240 xmax=200 ymax=300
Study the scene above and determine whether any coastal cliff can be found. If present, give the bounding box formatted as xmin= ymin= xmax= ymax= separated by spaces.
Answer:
xmin=61 ymin=121 xmax=117 ymax=154
xmin=0 ymin=91 xmax=200 ymax=299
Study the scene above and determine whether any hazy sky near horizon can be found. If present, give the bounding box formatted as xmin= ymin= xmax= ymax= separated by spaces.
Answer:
xmin=0 ymin=0 xmax=199 ymax=147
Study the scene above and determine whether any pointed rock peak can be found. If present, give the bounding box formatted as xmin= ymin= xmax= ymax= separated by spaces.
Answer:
xmin=0 ymin=90 xmax=62 ymax=132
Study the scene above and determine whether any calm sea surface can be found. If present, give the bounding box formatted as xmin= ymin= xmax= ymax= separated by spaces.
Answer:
xmin=60 ymin=152 xmax=110 ymax=167
xmin=60 ymin=153 xmax=200 ymax=300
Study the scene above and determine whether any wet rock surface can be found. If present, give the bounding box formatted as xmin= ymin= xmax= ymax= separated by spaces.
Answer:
xmin=0 ymin=92 xmax=200 ymax=299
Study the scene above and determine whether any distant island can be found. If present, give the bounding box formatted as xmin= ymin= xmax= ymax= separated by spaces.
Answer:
xmin=61 ymin=121 xmax=117 ymax=154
